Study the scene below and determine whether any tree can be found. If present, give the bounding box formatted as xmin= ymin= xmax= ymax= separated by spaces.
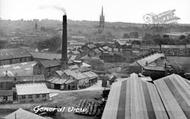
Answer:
xmin=186 ymin=34 xmax=190 ymax=44
xmin=0 ymin=40 xmax=8 ymax=49
xmin=153 ymin=34 xmax=163 ymax=51
xmin=142 ymin=33 xmax=153 ymax=44
xmin=37 ymin=36 xmax=61 ymax=51
xmin=123 ymin=33 xmax=130 ymax=38
xmin=179 ymin=35 xmax=186 ymax=40
xmin=162 ymin=34 xmax=171 ymax=45
xmin=129 ymin=32 xmax=139 ymax=38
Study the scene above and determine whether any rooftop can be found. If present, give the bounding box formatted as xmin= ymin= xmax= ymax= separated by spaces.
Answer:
xmin=15 ymin=75 xmax=45 ymax=83
xmin=16 ymin=83 xmax=49 ymax=95
xmin=143 ymin=66 xmax=165 ymax=71
xmin=83 ymin=71 xmax=98 ymax=79
xmin=64 ymin=69 xmax=88 ymax=80
xmin=102 ymin=73 xmax=190 ymax=119
xmin=31 ymin=52 xmax=61 ymax=60
xmin=136 ymin=53 xmax=165 ymax=67
xmin=48 ymin=77 xmax=67 ymax=84
xmin=4 ymin=108 xmax=46 ymax=119
xmin=0 ymin=48 xmax=32 ymax=60
xmin=39 ymin=60 xmax=60 ymax=68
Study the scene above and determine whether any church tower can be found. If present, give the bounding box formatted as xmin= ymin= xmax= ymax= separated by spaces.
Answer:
xmin=99 ymin=6 xmax=105 ymax=33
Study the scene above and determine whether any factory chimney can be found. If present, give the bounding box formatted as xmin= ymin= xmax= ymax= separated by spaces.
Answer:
xmin=61 ymin=14 xmax=67 ymax=68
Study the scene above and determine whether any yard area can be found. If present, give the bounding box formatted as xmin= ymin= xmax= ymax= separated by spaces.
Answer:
xmin=0 ymin=90 xmax=103 ymax=119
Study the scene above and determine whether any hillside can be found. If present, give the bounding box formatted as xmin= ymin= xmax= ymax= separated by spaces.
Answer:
xmin=1 ymin=19 xmax=190 ymax=43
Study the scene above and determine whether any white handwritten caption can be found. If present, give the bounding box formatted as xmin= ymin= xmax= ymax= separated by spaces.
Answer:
xmin=33 ymin=105 xmax=87 ymax=113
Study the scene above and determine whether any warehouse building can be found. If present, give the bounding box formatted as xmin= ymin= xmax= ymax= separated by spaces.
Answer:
xmin=0 ymin=48 xmax=33 ymax=66
xmin=102 ymin=73 xmax=190 ymax=119
xmin=16 ymin=83 xmax=49 ymax=103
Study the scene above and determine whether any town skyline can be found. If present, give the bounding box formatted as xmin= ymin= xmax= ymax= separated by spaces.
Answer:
xmin=0 ymin=0 xmax=190 ymax=23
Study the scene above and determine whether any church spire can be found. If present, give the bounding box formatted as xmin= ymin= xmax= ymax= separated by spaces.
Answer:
xmin=99 ymin=6 xmax=105 ymax=33
xmin=101 ymin=6 xmax=104 ymax=16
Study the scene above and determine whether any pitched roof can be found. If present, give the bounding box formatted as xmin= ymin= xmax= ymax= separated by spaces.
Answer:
xmin=39 ymin=60 xmax=60 ymax=68
xmin=64 ymin=69 xmax=87 ymax=80
xmin=16 ymin=83 xmax=49 ymax=95
xmin=136 ymin=53 xmax=165 ymax=67
xmin=81 ymin=62 xmax=91 ymax=68
xmin=102 ymin=73 xmax=168 ymax=119
xmin=15 ymin=75 xmax=45 ymax=83
xmin=143 ymin=66 xmax=165 ymax=71
xmin=82 ymin=71 xmax=98 ymax=79
xmin=102 ymin=73 xmax=190 ymax=119
xmin=48 ymin=77 xmax=67 ymax=84
xmin=68 ymin=65 xmax=79 ymax=70
xmin=154 ymin=74 xmax=190 ymax=119
xmin=0 ymin=48 xmax=32 ymax=60
xmin=4 ymin=108 xmax=46 ymax=119
xmin=64 ymin=79 xmax=76 ymax=84
xmin=31 ymin=52 xmax=61 ymax=60
xmin=55 ymin=70 xmax=64 ymax=77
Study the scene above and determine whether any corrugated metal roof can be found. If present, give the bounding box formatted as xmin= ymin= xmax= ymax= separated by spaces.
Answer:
xmin=4 ymin=108 xmax=46 ymax=119
xmin=16 ymin=83 xmax=49 ymax=95
xmin=102 ymin=73 xmax=190 ymax=119
xmin=154 ymin=74 xmax=190 ymax=119
xmin=64 ymin=69 xmax=87 ymax=80
xmin=83 ymin=71 xmax=98 ymax=79
xmin=48 ymin=77 xmax=67 ymax=84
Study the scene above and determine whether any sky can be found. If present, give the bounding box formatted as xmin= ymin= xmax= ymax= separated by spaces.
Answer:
xmin=0 ymin=0 xmax=190 ymax=23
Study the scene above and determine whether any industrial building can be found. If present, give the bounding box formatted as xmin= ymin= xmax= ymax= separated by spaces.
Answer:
xmin=0 ymin=48 xmax=33 ymax=66
xmin=102 ymin=73 xmax=190 ymax=119
xmin=16 ymin=83 xmax=49 ymax=103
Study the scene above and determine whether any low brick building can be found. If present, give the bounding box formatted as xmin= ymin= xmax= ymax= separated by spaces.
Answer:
xmin=47 ymin=77 xmax=78 ymax=90
xmin=33 ymin=60 xmax=61 ymax=78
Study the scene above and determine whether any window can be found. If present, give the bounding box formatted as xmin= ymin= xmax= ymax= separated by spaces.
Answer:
xmin=36 ymin=94 xmax=40 ymax=98
xmin=22 ymin=95 xmax=25 ymax=99
xmin=28 ymin=95 xmax=32 ymax=98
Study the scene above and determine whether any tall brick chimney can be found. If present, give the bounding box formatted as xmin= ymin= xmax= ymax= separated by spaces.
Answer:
xmin=61 ymin=14 xmax=67 ymax=68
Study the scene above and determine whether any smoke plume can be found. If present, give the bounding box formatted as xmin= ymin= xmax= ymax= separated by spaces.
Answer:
xmin=39 ymin=5 xmax=66 ymax=15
